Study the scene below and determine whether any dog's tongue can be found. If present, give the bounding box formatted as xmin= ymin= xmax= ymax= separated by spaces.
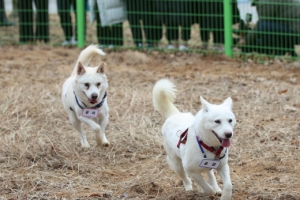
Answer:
xmin=222 ymin=139 xmax=230 ymax=147
xmin=90 ymin=99 xmax=97 ymax=104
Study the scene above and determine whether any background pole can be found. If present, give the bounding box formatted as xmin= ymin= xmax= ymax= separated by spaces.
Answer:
xmin=224 ymin=0 xmax=233 ymax=57
xmin=76 ymin=0 xmax=85 ymax=48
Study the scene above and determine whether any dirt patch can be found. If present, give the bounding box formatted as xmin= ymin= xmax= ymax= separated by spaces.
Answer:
xmin=0 ymin=45 xmax=299 ymax=199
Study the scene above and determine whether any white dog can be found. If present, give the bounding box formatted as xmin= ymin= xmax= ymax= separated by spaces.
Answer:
xmin=152 ymin=79 xmax=236 ymax=200
xmin=62 ymin=45 xmax=110 ymax=148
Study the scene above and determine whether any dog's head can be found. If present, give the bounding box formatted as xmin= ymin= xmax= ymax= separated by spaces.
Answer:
xmin=200 ymin=96 xmax=236 ymax=147
xmin=75 ymin=62 xmax=108 ymax=105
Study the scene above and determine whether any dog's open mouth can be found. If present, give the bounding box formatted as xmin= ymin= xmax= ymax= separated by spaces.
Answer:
xmin=89 ymin=99 xmax=97 ymax=104
xmin=212 ymin=131 xmax=230 ymax=148
xmin=82 ymin=91 xmax=98 ymax=104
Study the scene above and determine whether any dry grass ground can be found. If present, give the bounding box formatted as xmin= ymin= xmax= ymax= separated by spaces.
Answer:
xmin=0 ymin=44 xmax=299 ymax=200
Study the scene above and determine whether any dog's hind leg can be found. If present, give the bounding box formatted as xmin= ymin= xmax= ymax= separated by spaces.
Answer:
xmin=166 ymin=155 xmax=193 ymax=191
xmin=69 ymin=114 xmax=90 ymax=148
xmin=207 ymin=170 xmax=222 ymax=194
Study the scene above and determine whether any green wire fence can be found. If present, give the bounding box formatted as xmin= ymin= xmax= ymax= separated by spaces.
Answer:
xmin=0 ymin=0 xmax=299 ymax=59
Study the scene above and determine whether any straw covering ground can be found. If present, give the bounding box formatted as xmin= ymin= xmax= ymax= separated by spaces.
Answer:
xmin=0 ymin=45 xmax=299 ymax=199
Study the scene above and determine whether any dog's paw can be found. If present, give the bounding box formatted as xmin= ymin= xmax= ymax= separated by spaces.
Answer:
xmin=80 ymin=139 xmax=90 ymax=148
xmin=81 ymin=143 xmax=91 ymax=148
xmin=184 ymin=185 xmax=193 ymax=191
xmin=220 ymin=194 xmax=231 ymax=200
xmin=183 ymin=180 xmax=193 ymax=191
xmin=102 ymin=142 xmax=110 ymax=147
xmin=97 ymin=141 xmax=110 ymax=147
xmin=220 ymin=190 xmax=232 ymax=200
xmin=214 ymin=187 xmax=222 ymax=194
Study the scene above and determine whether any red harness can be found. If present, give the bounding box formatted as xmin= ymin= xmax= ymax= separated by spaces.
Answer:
xmin=177 ymin=128 xmax=225 ymax=159
xmin=198 ymin=140 xmax=224 ymax=159
xmin=177 ymin=128 xmax=189 ymax=148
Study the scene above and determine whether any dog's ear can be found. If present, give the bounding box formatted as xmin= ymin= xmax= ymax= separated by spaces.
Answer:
xmin=222 ymin=97 xmax=233 ymax=110
xmin=96 ymin=63 xmax=105 ymax=74
xmin=200 ymin=96 xmax=210 ymax=112
xmin=77 ymin=62 xmax=86 ymax=75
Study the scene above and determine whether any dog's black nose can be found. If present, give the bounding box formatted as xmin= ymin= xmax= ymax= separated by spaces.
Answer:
xmin=225 ymin=132 xmax=232 ymax=138
xmin=91 ymin=93 xmax=98 ymax=99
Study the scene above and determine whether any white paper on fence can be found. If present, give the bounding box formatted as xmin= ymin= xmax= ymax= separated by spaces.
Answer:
xmin=89 ymin=0 xmax=127 ymax=26
xmin=98 ymin=0 xmax=127 ymax=26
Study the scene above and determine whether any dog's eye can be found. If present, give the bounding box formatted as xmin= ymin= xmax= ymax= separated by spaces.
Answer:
xmin=84 ymin=83 xmax=90 ymax=88
xmin=229 ymin=119 xmax=232 ymax=123
xmin=97 ymin=83 xmax=101 ymax=87
xmin=214 ymin=120 xmax=221 ymax=124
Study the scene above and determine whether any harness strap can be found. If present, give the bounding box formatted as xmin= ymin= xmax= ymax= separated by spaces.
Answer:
xmin=197 ymin=136 xmax=226 ymax=160
xmin=93 ymin=92 xmax=107 ymax=108
xmin=177 ymin=128 xmax=189 ymax=148
xmin=200 ymin=140 xmax=224 ymax=158
xmin=177 ymin=129 xmax=227 ymax=160
xmin=219 ymin=149 xmax=227 ymax=159
xmin=215 ymin=146 xmax=224 ymax=158
xmin=74 ymin=92 xmax=85 ymax=109
xmin=199 ymin=140 xmax=215 ymax=153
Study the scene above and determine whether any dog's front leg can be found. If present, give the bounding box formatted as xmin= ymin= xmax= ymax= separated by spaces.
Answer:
xmin=78 ymin=116 xmax=109 ymax=147
xmin=68 ymin=112 xmax=90 ymax=148
xmin=217 ymin=164 xmax=232 ymax=200
xmin=97 ymin=115 xmax=109 ymax=147
xmin=207 ymin=170 xmax=222 ymax=194
xmin=186 ymin=171 xmax=215 ymax=195
xmin=74 ymin=123 xmax=90 ymax=148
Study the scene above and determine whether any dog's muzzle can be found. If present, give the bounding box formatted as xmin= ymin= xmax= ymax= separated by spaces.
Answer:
xmin=212 ymin=131 xmax=231 ymax=148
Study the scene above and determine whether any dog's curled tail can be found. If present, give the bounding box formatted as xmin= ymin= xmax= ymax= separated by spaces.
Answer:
xmin=71 ymin=44 xmax=106 ymax=76
xmin=153 ymin=79 xmax=180 ymax=119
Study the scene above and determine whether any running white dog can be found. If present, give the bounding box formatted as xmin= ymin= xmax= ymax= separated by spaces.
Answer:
xmin=153 ymin=79 xmax=236 ymax=200
xmin=62 ymin=45 xmax=109 ymax=148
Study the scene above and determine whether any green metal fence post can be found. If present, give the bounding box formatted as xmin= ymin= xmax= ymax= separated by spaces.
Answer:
xmin=224 ymin=0 xmax=233 ymax=57
xmin=76 ymin=0 xmax=85 ymax=48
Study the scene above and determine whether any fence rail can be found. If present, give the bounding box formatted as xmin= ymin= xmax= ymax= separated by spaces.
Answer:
xmin=0 ymin=0 xmax=299 ymax=59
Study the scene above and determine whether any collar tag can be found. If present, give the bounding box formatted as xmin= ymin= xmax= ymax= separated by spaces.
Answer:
xmin=199 ymin=159 xmax=221 ymax=169
xmin=82 ymin=108 xmax=99 ymax=118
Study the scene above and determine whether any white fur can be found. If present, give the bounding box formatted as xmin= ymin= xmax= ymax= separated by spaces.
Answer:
xmin=153 ymin=79 xmax=236 ymax=200
xmin=62 ymin=45 xmax=109 ymax=148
